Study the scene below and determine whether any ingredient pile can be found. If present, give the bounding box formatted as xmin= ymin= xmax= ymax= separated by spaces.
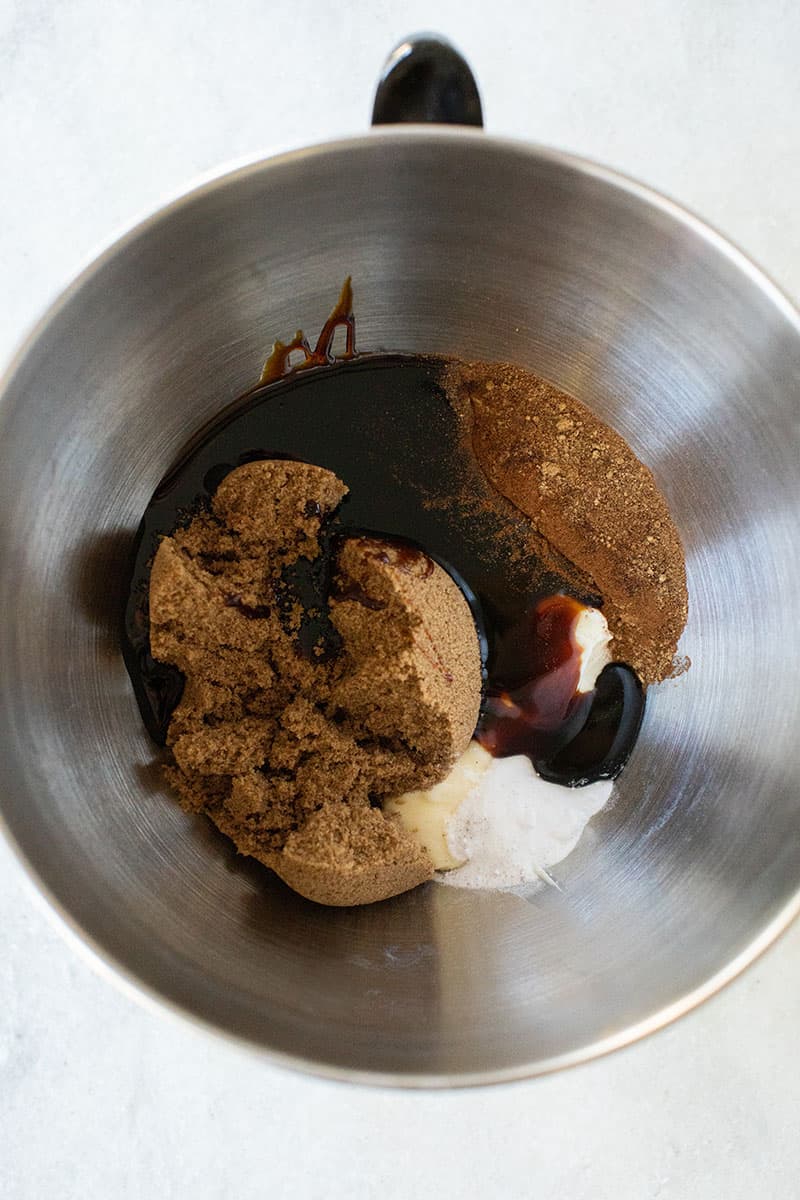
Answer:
xmin=126 ymin=287 xmax=688 ymax=906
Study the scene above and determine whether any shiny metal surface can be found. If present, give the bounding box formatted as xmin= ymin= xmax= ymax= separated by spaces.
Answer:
xmin=1 ymin=130 xmax=799 ymax=1086
xmin=372 ymin=35 xmax=484 ymax=126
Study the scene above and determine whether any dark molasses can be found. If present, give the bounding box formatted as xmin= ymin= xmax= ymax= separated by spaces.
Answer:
xmin=123 ymin=353 xmax=644 ymax=787
xmin=476 ymin=594 xmax=644 ymax=784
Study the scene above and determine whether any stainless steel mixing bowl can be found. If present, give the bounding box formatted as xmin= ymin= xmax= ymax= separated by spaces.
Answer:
xmin=1 ymin=37 xmax=799 ymax=1086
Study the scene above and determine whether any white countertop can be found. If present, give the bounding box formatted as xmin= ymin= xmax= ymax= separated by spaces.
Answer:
xmin=2 ymin=2 xmax=799 ymax=1196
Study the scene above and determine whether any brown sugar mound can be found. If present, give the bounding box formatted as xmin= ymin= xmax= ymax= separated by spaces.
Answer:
xmin=274 ymin=804 xmax=433 ymax=906
xmin=443 ymin=361 xmax=688 ymax=683
xmin=148 ymin=459 xmax=481 ymax=905
xmin=329 ymin=537 xmax=480 ymax=777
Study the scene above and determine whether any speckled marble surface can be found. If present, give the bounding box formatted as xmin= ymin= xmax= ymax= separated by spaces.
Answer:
xmin=1 ymin=2 xmax=799 ymax=1196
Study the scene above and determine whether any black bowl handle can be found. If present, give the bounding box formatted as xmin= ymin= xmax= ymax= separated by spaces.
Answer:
xmin=371 ymin=35 xmax=483 ymax=128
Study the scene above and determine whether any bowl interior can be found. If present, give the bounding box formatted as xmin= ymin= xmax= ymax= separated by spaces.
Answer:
xmin=2 ymin=132 xmax=799 ymax=1084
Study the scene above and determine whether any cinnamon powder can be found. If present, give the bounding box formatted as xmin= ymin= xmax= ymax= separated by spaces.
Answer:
xmin=443 ymin=360 xmax=688 ymax=683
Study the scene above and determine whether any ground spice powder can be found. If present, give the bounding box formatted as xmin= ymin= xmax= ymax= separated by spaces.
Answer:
xmin=443 ymin=360 xmax=688 ymax=683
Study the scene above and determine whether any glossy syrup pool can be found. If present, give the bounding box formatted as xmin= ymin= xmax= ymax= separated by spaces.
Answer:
xmin=123 ymin=354 xmax=644 ymax=786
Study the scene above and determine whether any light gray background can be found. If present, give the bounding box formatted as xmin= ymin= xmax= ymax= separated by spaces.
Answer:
xmin=1 ymin=1 xmax=798 ymax=1196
